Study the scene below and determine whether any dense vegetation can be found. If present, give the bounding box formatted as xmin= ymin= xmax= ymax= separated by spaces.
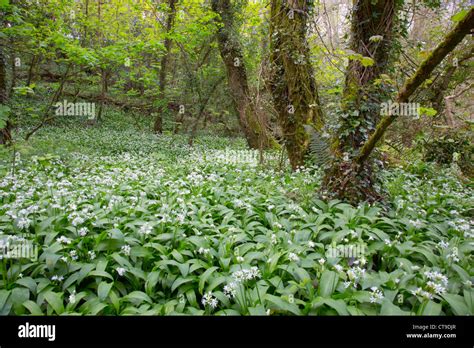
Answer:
xmin=0 ymin=0 xmax=472 ymax=316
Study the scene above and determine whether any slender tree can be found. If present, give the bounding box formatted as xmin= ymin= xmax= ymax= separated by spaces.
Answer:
xmin=211 ymin=0 xmax=275 ymax=149
xmin=153 ymin=0 xmax=178 ymax=133
xmin=0 ymin=3 xmax=12 ymax=145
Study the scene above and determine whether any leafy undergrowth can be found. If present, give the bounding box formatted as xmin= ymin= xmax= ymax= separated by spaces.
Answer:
xmin=0 ymin=126 xmax=473 ymax=315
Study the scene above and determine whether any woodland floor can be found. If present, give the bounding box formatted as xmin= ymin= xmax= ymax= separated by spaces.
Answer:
xmin=0 ymin=116 xmax=473 ymax=315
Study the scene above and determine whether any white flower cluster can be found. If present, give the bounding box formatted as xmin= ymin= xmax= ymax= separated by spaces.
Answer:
xmin=198 ymin=247 xmax=211 ymax=256
xmin=78 ymin=227 xmax=88 ymax=237
xmin=447 ymin=247 xmax=460 ymax=263
xmin=412 ymin=270 xmax=449 ymax=299
xmin=271 ymin=234 xmax=278 ymax=245
xmin=56 ymin=236 xmax=72 ymax=244
xmin=16 ymin=217 xmax=32 ymax=230
xmin=231 ymin=267 xmax=261 ymax=282
xmin=369 ymin=287 xmax=384 ymax=303
xmin=139 ymin=223 xmax=153 ymax=235
xmin=121 ymin=245 xmax=131 ymax=256
xmin=69 ymin=250 xmax=78 ymax=261
xmin=343 ymin=266 xmax=366 ymax=289
xmin=409 ymin=219 xmax=423 ymax=229
xmin=288 ymin=252 xmax=299 ymax=262
xmin=223 ymin=282 xmax=238 ymax=298
xmin=51 ymin=275 xmax=64 ymax=282
xmin=201 ymin=292 xmax=218 ymax=308
xmin=68 ymin=290 xmax=76 ymax=304
xmin=447 ymin=218 xmax=473 ymax=238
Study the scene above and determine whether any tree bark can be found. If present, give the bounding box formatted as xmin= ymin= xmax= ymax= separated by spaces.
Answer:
xmin=337 ymin=0 xmax=398 ymax=152
xmin=153 ymin=0 xmax=178 ymax=133
xmin=211 ymin=0 xmax=275 ymax=150
xmin=0 ymin=9 xmax=12 ymax=145
xmin=268 ymin=0 xmax=324 ymax=169
xmin=321 ymin=0 xmax=400 ymax=203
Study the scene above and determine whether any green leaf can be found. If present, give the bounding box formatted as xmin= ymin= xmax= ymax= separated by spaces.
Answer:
xmin=265 ymin=294 xmax=301 ymax=315
xmin=15 ymin=277 xmax=37 ymax=294
xmin=463 ymin=289 xmax=474 ymax=313
xmin=0 ymin=289 xmax=11 ymax=311
xmin=312 ymin=297 xmax=349 ymax=315
xmin=43 ymin=291 xmax=64 ymax=315
xmin=206 ymin=276 xmax=227 ymax=293
xmin=198 ymin=266 xmax=218 ymax=294
xmin=124 ymin=291 xmax=152 ymax=305
xmin=89 ymin=270 xmax=114 ymax=280
xmin=23 ymin=300 xmax=44 ymax=315
xmin=420 ymin=300 xmax=442 ymax=316
xmin=145 ymin=271 xmax=160 ymax=295
xmin=248 ymin=305 xmax=267 ymax=315
xmin=98 ymin=282 xmax=113 ymax=301
xmin=442 ymin=293 xmax=470 ymax=315
xmin=171 ymin=277 xmax=195 ymax=292
xmin=380 ymin=299 xmax=410 ymax=315
xmin=318 ymin=270 xmax=339 ymax=297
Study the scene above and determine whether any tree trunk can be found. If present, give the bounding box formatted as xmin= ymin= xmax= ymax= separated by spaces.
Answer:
xmin=153 ymin=0 xmax=178 ymax=134
xmin=337 ymin=0 xmax=399 ymax=152
xmin=211 ymin=0 xmax=275 ymax=150
xmin=322 ymin=0 xmax=400 ymax=203
xmin=96 ymin=68 xmax=108 ymax=122
xmin=0 ymin=12 xmax=12 ymax=145
xmin=269 ymin=0 xmax=324 ymax=169
xmin=26 ymin=55 xmax=37 ymax=87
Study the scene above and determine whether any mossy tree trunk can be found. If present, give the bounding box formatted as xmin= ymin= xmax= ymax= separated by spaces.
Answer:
xmin=322 ymin=0 xmax=400 ymax=203
xmin=211 ymin=0 xmax=275 ymax=150
xmin=0 ymin=10 xmax=12 ymax=145
xmin=323 ymin=7 xmax=474 ymax=203
xmin=338 ymin=0 xmax=399 ymax=152
xmin=269 ymin=0 xmax=324 ymax=169
xmin=153 ymin=0 xmax=178 ymax=134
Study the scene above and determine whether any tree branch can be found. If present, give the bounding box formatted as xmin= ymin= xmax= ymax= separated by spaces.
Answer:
xmin=355 ymin=8 xmax=474 ymax=166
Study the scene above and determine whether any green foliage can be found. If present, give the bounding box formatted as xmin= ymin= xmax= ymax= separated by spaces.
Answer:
xmin=0 ymin=105 xmax=10 ymax=129
xmin=423 ymin=130 xmax=473 ymax=175
xmin=0 ymin=122 xmax=472 ymax=316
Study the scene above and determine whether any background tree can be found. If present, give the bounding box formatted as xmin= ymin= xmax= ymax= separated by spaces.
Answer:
xmin=211 ymin=0 xmax=275 ymax=149
xmin=269 ymin=0 xmax=324 ymax=169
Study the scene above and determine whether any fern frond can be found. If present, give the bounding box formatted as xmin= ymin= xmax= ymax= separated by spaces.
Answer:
xmin=304 ymin=125 xmax=332 ymax=168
